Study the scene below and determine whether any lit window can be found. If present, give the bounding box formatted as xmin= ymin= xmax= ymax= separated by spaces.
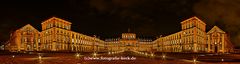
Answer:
xmin=72 ymin=39 xmax=74 ymax=43
xmin=38 ymin=39 xmax=40 ymax=43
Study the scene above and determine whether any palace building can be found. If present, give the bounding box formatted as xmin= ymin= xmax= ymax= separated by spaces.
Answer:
xmin=5 ymin=16 xmax=234 ymax=53
xmin=152 ymin=16 xmax=234 ymax=53
xmin=6 ymin=17 xmax=106 ymax=52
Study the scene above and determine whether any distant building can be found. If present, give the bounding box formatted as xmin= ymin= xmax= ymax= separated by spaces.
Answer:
xmin=5 ymin=16 xmax=234 ymax=53
xmin=105 ymin=33 xmax=154 ymax=52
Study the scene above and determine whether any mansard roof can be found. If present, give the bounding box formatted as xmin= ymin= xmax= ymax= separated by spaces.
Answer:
xmin=207 ymin=26 xmax=225 ymax=34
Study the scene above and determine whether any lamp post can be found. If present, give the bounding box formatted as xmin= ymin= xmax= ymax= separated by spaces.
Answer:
xmin=11 ymin=55 xmax=15 ymax=64
xmin=38 ymin=53 xmax=43 ymax=63
xmin=162 ymin=53 xmax=166 ymax=64
xmin=193 ymin=55 xmax=198 ymax=64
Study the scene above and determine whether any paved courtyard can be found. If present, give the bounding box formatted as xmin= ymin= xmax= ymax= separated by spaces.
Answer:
xmin=0 ymin=51 xmax=240 ymax=64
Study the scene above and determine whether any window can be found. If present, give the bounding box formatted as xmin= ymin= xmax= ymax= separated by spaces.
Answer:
xmin=38 ymin=39 xmax=40 ymax=43
xmin=50 ymin=23 xmax=52 ymax=27
xmin=192 ymin=23 xmax=194 ymax=27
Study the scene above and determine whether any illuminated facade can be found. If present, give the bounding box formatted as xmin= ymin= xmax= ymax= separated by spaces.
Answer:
xmin=207 ymin=26 xmax=234 ymax=53
xmin=6 ymin=24 xmax=40 ymax=52
xmin=6 ymin=17 xmax=105 ymax=52
xmin=105 ymin=33 xmax=154 ymax=52
xmin=152 ymin=17 xmax=234 ymax=53
xmin=5 ymin=16 xmax=234 ymax=53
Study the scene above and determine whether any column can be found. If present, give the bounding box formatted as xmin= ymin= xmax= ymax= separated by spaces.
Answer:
xmin=193 ymin=24 xmax=197 ymax=52
xmin=207 ymin=35 xmax=210 ymax=52
xmin=222 ymin=34 xmax=225 ymax=53
xmin=35 ymin=33 xmax=38 ymax=51
xmin=52 ymin=30 xmax=56 ymax=51
xmin=72 ymin=34 xmax=76 ymax=51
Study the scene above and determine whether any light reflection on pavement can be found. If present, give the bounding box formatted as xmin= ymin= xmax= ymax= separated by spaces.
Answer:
xmin=0 ymin=51 xmax=240 ymax=64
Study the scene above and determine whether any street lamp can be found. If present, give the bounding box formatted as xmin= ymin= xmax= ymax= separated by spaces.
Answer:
xmin=145 ymin=52 xmax=148 ymax=56
xmin=193 ymin=55 xmax=198 ymax=63
xmin=12 ymin=55 xmax=15 ymax=58
xmin=193 ymin=58 xmax=196 ymax=62
xmin=221 ymin=59 xmax=224 ymax=62
xmin=38 ymin=54 xmax=43 ymax=63
xmin=150 ymin=53 xmax=154 ymax=57
xmin=75 ymin=53 xmax=80 ymax=58
xmin=38 ymin=53 xmax=42 ymax=60
xmin=38 ymin=55 xmax=42 ymax=60
xmin=162 ymin=54 xmax=166 ymax=58
xmin=93 ymin=52 xmax=97 ymax=57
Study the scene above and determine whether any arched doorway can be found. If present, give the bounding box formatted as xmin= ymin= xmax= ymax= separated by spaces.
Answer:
xmin=214 ymin=45 xmax=218 ymax=53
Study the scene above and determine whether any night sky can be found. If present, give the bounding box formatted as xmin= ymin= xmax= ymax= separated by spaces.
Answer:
xmin=0 ymin=0 xmax=240 ymax=48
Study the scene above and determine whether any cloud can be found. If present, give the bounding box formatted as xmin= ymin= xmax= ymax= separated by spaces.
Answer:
xmin=194 ymin=0 xmax=240 ymax=47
